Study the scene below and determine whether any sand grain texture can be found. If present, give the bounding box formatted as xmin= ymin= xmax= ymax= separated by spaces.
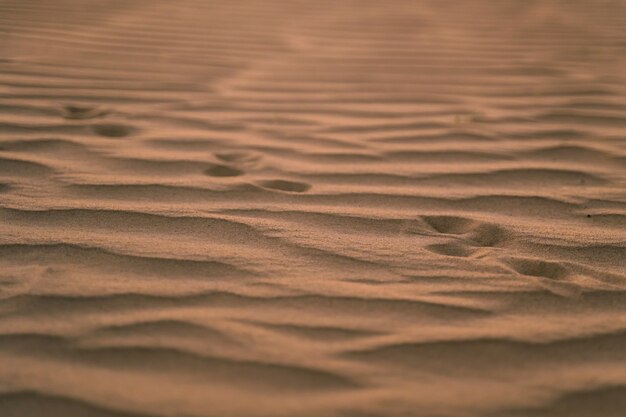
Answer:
xmin=0 ymin=0 xmax=625 ymax=416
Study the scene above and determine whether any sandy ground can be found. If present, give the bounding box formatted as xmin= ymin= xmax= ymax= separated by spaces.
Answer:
xmin=0 ymin=0 xmax=625 ymax=416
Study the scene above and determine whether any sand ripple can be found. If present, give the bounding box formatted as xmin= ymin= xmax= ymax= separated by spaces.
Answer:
xmin=0 ymin=0 xmax=625 ymax=416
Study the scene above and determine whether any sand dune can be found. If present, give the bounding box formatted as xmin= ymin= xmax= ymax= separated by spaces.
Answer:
xmin=0 ymin=0 xmax=625 ymax=416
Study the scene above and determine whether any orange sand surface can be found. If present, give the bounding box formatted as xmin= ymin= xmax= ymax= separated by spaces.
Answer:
xmin=0 ymin=1 xmax=625 ymax=416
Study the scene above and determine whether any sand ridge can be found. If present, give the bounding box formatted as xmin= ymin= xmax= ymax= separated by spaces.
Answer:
xmin=0 ymin=0 xmax=625 ymax=416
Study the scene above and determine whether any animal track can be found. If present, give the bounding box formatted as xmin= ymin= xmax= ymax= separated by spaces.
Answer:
xmin=425 ymin=242 xmax=476 ymax=258
xmin=258 ymin=180 xmax=311 ymax=193
xmin=504 ymin=257 xmax=570 ymax=280
xmin=422 ymin=215 xmax=478 ymax=234
xmin=204 ymin=164 xmax=244 ymax=177
xmin=466 ymin=224 xmax=505 ymax=247
xmin=61 ymin=104 xmax=107 ymax=120
xmin=90 ymin=123 xmax=136 ymax=138
xmin=422 ymin=216 xmax=506 ymax=257
xmin=215 ymin=152 xmax=259 ymax=163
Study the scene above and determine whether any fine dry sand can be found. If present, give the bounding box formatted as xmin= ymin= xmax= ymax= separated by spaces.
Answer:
xmin=0 ymin=0 xmax=625 ymax=416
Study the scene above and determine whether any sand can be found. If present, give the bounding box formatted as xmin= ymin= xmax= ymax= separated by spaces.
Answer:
xmin=0 ymin=0 xmax=625 ymax=416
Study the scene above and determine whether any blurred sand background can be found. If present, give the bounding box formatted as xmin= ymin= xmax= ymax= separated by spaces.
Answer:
xmin=0 ymin=0 xmax=625 ymax=416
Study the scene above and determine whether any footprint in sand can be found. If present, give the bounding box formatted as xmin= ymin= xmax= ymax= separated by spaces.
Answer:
xmin=425 ymin=242 xmax=477 ymax=258
xmin=422 ymin=215 xmax=506 ymax=257
xmin=257 ymin=179 xmax=311 ymax=193
xmin=500 ymin=257 xmax=580 ymax=297
xmin=215 ymin=151 xmax=260 ymax=164
xmin=466 ymin=223 xmax=506 ymax=247
xmin=422 ymin=215 xmax=477 ymax=235
xmin=61 ymin=104 xmax=108 ymax=120
xmin=503 ymin=257 xmax=570 ymax=280
xmin=204 ymin=164 xmax=244 ymax=177
xmin=90 ymin=123 xmax=137 ymax=138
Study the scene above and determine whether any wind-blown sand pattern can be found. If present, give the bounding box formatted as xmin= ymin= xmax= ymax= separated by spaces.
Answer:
xmin=1 ymin=0 xmax=625 ymax=416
